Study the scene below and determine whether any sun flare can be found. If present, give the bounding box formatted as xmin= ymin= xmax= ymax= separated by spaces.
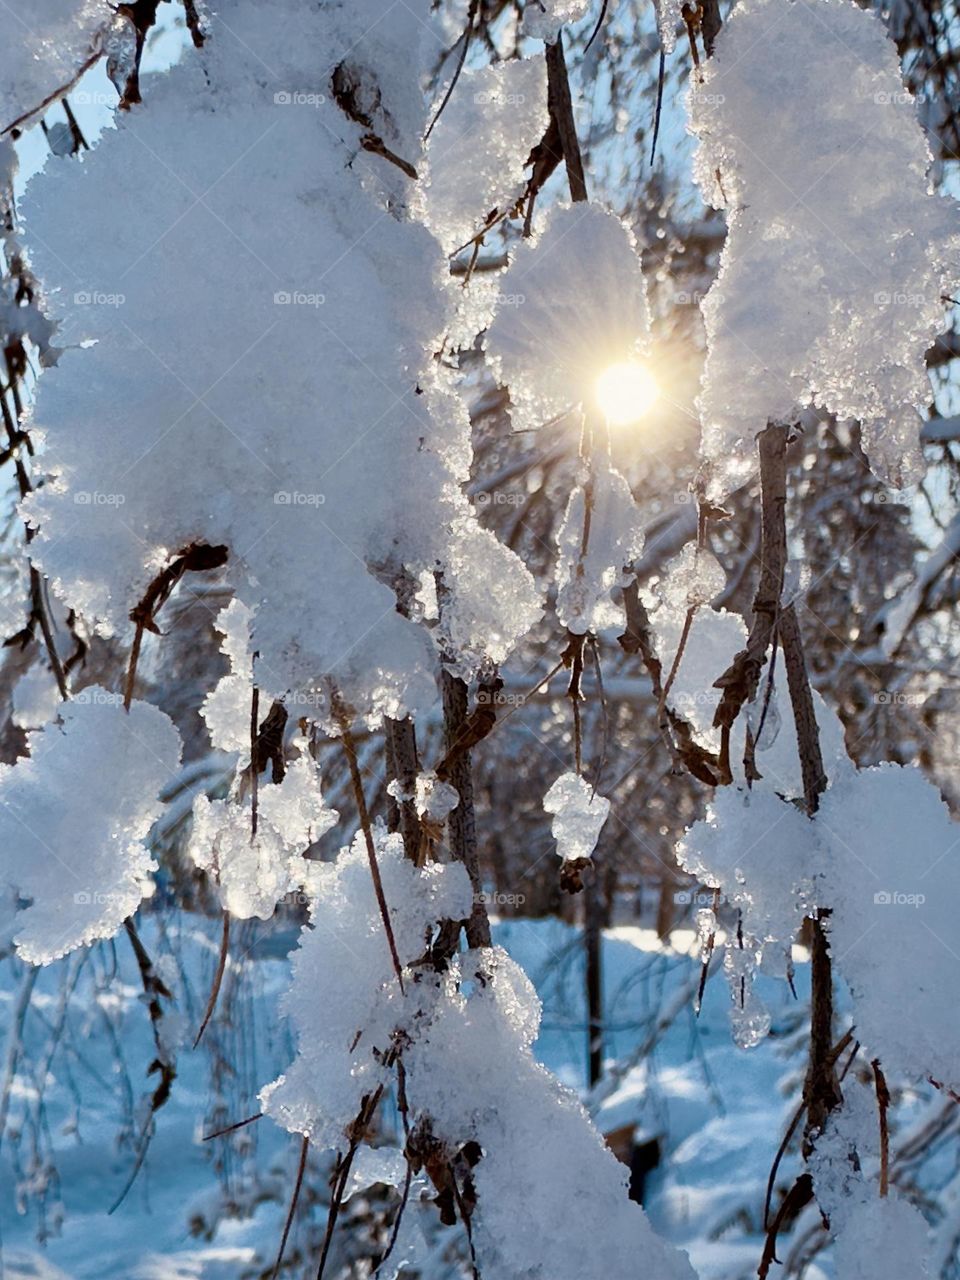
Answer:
xmin=595 ymin=361 xmax=659 ymax=427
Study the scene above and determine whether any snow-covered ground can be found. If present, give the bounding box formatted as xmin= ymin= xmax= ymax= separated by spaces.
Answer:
xmin=0 ymin=913 xmax=815 ymax=1279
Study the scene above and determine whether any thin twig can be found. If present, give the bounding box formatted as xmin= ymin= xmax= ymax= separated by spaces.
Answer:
xmin=2 ymin=50 xmax=103 ymax=135
xmin=271 ymin=1134 xmax=310 ymax=1279
xmin=650 ymin=49 xmax=666 ymax=165
xmin=337 ymin=710 xmax=405 ymax=991
xmin=584 ymin=0 xmax=609 ymax=50
xmin=202 ymin=1111 xmax=263 ymax=1141
xmin=193 ymin=910 xmax=230 ymax=1049
xmin=426 ymin=0 xmax=479 ymax=139
xmin=763 ymin=1099 xmax=806 ymax=1230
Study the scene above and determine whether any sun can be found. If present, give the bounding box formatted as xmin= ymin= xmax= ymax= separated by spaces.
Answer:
xmin=595 ymin=360 xmax=659 ymax=427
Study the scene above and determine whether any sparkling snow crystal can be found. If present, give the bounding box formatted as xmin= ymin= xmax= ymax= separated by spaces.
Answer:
xmin=655 ymin=0 xmax=683 ymax=54
xmin=689 ymin=0 xmax=959 ymax=499
xmin=544 ymin=770 xmax=610 ymax=862
xmin=188 ymin=750 xmax=338 ymax=920
xmin=419 ymin=57 xmax=548 ymax=254
xmin=556 ymin=451 xmax=646 ymax=634
xmin=0 ymin=690 xmax=181 ymax=963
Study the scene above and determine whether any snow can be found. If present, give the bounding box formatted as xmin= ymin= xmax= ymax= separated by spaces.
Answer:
xmin=0 ymin=691 xmax=181 ymax=963
xmin=187 ymin=748 xmax=338 ymax=920
xmin=0 ymin=0 xmax=115 ymax=133
xmin=679 ymin=786 xmax=818 ymax=1045
xmin=556 ymin=450 xmax=646 ymax=634
xmin=730 ymin=682 xmax=850 ymax=799
xmin=189 ymin=597 xmax=339 ymax=918
xmin=521 ymin=0 xmax=591 ymax=41
xmin=819 ymin=762 xmax=960 ymax=1090
xmin=485 ymin=202 xmax=652 ymax=433
xmin=198 ymin=601 xmax=260 ymax=755
xmin=261 ymin=826 xmax=474 ymax=1149
xmin=0 ymin=908 xmax=910 ymax=1280
xmin=11 ymin=664 xmax=61 ymax=729
xmin=419 ymin=57 xmax=548 ymax=254
xmin=656 ymin=0 xmax=683 ymax=54
xmin=19 ymin=0 xmax=539 ymax=723
xmin=643 ymin=545 xmax=746 ymax=744
xmin=413 ymin=770 xmax=460 ymax=821
xmin=544 ymin=770 xmax=610 ymax=862
xmin=679 ymin=750 xmax=960 ymax=1083
xmin=688 ymin=0 xmax=959 ymax=500
xmin=265 ymin=834 xmax=703 ymax=1279
xmin=4 ymin=0 xmax=958 ymax=1271
xmin=832 ymin=1195 xmax=931 ymax=1279
xmin=406 ymin=945 xmax=698 ymax=1280
xmin=812 ymin=1086 xmax=933 ymax=1275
